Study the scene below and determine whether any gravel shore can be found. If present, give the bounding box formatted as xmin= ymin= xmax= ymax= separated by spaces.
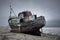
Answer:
xmin=0 ymin=26 xmax=60 ymax=40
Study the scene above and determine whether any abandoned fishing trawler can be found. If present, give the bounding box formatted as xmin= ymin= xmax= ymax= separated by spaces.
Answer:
xmin=8 ymin=5 xmax=46 ymax=35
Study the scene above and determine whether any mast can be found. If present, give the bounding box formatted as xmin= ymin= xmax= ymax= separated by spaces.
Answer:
xmin=9 ymin=4 xmax=11 ymax=18
xmin=9 ymin=2 xmax=17 ymax=18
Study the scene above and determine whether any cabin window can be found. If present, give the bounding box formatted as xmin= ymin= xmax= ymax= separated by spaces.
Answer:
xmin=20 ymin=19 xmax=24 ymax=23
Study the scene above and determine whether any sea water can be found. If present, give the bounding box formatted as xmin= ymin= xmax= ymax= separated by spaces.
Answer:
xmin=42 ymin=27 xmax=60 ymax=36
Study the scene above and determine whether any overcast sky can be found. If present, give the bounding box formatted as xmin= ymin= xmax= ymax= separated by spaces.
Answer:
xmin=0 ymin=0 xmax=60 ymax=27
